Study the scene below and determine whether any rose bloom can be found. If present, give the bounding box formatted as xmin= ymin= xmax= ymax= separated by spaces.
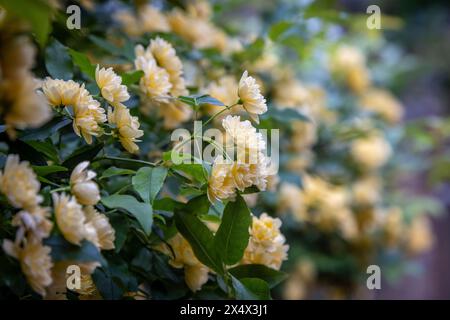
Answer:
xmin=351 ymin=133 xmax=392 ymax=170
xmin=0 ymin=154 xmax=42 ymax=210
xmin=95 ymin=65 xmax=130 ymax=107
xmin=3 ymin=238 xmax=53 ymax=297
xmin=238 ymin=71 xmax=267 ymax=123
xmin=52 ymin=193 xmax=87 ymax=245
xmin=241 ymin=213 xmax=289 ymax=270
xmin=107 ymin=105 xmax=144 ymax=154
xmin=157 ymin=233 xmax=209 ymax=292
xmin=70 ymin=161 xmax=100 ymax=206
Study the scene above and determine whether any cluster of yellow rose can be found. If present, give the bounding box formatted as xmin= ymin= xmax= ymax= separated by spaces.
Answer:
xmin=134 ymin=37 xmax=192 ymax=129
xmin=115 ymin=2 xmax=237 ymax=53
xmin=0 ymin=17 xmax=50 ymax=138
xmin=0 ymin=155 xmax=115 ymax=298
xmin=160 ymin=213 xmax=288 ymax=292
xmin=41 ymin=66 xmax=143 ymax=153
xmin=0 ymin=0 xmax=437 ymax=300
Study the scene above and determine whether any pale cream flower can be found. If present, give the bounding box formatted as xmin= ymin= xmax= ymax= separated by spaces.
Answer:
xmin=70 ymin=161 xmax=100 ymax=206
xmin=72 ymin=98 xmax=106 ymax=144
xmin=149 ymin=37 xmax=183 ymax=81
xmin=351 ymin=133 xmax=392 ymax=170
xmin=221 ymin=115 xmax=269 ymax=190
xmin=158 ymin=100 xmax=193 ymax=129
xmin=134 ymin=39 xmax=192 ymax=128
xmin=279 ymin=175 xmax=357 ymax=238
xmin=285 ymin=152 xmax=314 ymax=174
xmin=167 ymin=8 xmax=229 ymax=51
xmin=290 ymin=120 xmax=317 ymax=152
xmin=52 ymin=193 xmax=87 ymax=245
xmin=186 ymin=0 xmax=212 ymax=19
xmin=115 ymin=5 xmax=170 ymax=37
xmin=278 ymin=183 xmax=305 ymax=219
xmin=242 ymin=213 xmax=289 ymax=270
xmin=41 ymin=78 xmax=83 ymax=107
xmin=95 ymin=65 xmax=130 ymax=107
xmin=273 ymin=77 xmax=311 ymax=109
xmin=135 ymin=56 xmax=172 ymax=99
xmin=330 ymin=45 xmax=371 ymax=94
xmin=283 ymin=260 xmax=316 ymax=300
xmin=360 ymin=88 xmax=404 ymax=124
xmin=380 ymin=207 xmax=404 ymax=248
xmin=12 ymin=207 xmax=53 ymax=242
xmin=0 ymin=35 xmax=35 ymax=79
xmin=157 ymin=233 xmax=209 ymax=292
xmin=0 ymin=154 xmax=42 ymax=210
xmin=222 ymin=115 xmax=266 ymax=160
xmin=46 ymin=261 xmax=100 ymax=300
xmin=238 ymin=71 xmax=267 ymax=123
xmin=352 ymin=176 xmax=381 ymax=205
xmin=0 ymin=34 xmax=51 ymax=136
xmin=406 ymin=215 xmax=434 ymax=255
xmin=107 ymin=105 xmax=143 ymax=153
xmin=114 ymin=10 xmax=141 ymax=36
xmin=3 ymin=238 xmax=53 ymax=297
xmin=139 ymin=5 xmax=171 ymax=33
xmin=41 ymin=78 xmax=106 ymax=144
xmin=207 ymin=157 xmax=236 ymax=203
xmin=3 ymin=77 xmax=51 ymax=133
xmin=84 ymin=206 xmax=115 ymax=250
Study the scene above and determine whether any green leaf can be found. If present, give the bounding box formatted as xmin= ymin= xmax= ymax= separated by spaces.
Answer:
xmin=178 ymin=94 xmax=225 ymax=108
xmin=269 ymin=21 xmax=294 ymax=41
xmin=229 ymin=264 xmax=288 ymax=288
xmin=92 ymin=266 xmax=123 ymax=300
xmin=131 ymin=248 xmax=153 ymax=274
xmin=92 ymin=255 xmax=137 ymax=299
xmin=0 ymin=0 xmax=52 ymax=47
xmin=102 ymin=195 xmax=153 ymax=235
xmin=120 ymin=70 xmax=144 ymax=86
xmin=45 ymin=39 xmax=73 ymax=80
xmin=68 ymin=48 xmax=96 ymax=79
xmin=44 ymin=235 xmax=106 ymax=265
xmin=185 ymin=194 xmax=210 ymax=216
xmin=100 ymin=167 xmax=135 ymax=180
xmin=234 ymin=37 xmax=265 ymax=62
xmin=231 ymin=276 xmax=271 ymax=300
xmin=32 ymin=165 xmax=67 ymax=177
xmin=132 ymin=167 xmax=168 ymax=204
xmin=89 ymin=35 xmax=122 ymax=56
xmin=62 ymin=143 xmax=104 ymax=170
xmin=25 ymin=140 xmax=59 ymax=163
xmin=174 ymin=209 xmax=224 ymax=275
xmin=214 ymin=194 xmax=251 ymax=265
xmin=107 ymin=211 xmax=129 ymax=253
xmin=20 ymin=117 xmax=72 ymax=141
xmin=172 ymin=163 xmax=209 ymax=184
xmin=153 ymin=197 xmax=183 ymax=213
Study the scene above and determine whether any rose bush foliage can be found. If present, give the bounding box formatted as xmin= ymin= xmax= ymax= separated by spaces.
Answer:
xmin=0 ymin=0 xmax=444 ymax=300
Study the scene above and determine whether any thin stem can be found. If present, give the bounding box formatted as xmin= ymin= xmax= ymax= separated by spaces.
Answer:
xmin=94 ymin=155 xmax=156 ymax=166
xmin=50 ymin=186 xmax=70 ymax=193
xmin=202 ymin=103 xmax=239 ymax=127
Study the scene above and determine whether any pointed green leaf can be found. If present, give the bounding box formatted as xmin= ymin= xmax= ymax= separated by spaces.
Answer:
xmin=102 ymin=195 xmax=153 ymax=235
xmin=214 ymin=194 xmax=251 ymax=265
xmin=132 ymin=167 xmax=168 ymax=203
xmin=174 ymin=209 xmax=224 ymax=275
xmin=229 ymin=264 xmax=288 ymax=288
